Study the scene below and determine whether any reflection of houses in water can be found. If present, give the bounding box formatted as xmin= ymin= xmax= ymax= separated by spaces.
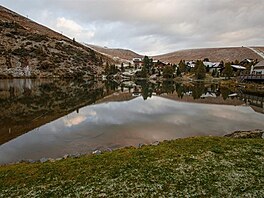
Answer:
xmin=200 ymin=92 xmax=217 ymax=99
xmin=238 ymin=92 xmax=264 ymax=114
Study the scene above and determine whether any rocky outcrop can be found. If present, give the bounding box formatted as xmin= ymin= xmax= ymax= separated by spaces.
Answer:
xmin=224 ymin=129 xmax=264 ymax=139
xmin=0 ymin=6 xmax=113 ymax=78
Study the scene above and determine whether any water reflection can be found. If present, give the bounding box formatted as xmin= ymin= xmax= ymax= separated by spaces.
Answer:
xmin=0 ymin=79 xmax=111 ymax=145
xmin=0 ymin=79 xmax=263 ymax=164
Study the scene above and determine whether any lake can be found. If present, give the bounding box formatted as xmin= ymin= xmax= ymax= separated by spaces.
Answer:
xmin=0 ymin=79 xmax=263 ymax=164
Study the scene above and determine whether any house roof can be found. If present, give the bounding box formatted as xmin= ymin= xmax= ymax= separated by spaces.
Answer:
xmin=231 ymin=65 xmax=246 ymax=70
xmin=254 ymin=60 xmax=264 ymax=68
xmin=132 ymin=58 xmax=142 ymax=62
xmin=203 ymin=61 xmax=221 ymax=68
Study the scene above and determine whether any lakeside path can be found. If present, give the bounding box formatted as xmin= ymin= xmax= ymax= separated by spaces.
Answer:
xmin=1 ymin=135 xmax=264 ymax=197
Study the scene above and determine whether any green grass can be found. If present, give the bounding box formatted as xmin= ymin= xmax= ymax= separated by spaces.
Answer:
xmin=0 ymin=137 xmax=264 ymax=197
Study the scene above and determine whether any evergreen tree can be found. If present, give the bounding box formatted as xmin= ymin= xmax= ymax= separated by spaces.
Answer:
xmin=162 ymin=65 xmax=174 ymax=79
xmin=223 ymin=62 xmax=233 ymax=79
xmin=179 ymin=60 xmax=186 ymax=73
xmin=212 ymin=68 xmax=217 ymax=77
xmin=192 ymin=83 xmax=205 ymax=99
xmin=121 ymin=63 xmax=125 ymax=72
xmin=194 ymin=60 xmax=206 ymax=79
xmin=143 ymin=56 xmax=151 ymax=73
xmin=176 ymin=67 xmax=181 ymax=76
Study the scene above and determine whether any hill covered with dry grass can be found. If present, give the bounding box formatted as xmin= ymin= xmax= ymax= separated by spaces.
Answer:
xmin=86 ymin=44 xmax=143 ymax=62
xmin=0 ymin=6 xmax=113 ymax=78
xmin=154 ymin=47 xmax=264 ymax=64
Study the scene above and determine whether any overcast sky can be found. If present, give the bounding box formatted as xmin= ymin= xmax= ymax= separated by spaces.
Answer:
xmin=1 ymin=0 xmax=263 ymax=55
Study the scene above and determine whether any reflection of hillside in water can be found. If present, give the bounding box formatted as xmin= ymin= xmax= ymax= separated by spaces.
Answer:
xmin=1 ymin=79 xmax=263 ymax=145
xmin=0 ymin=79 xmax=108 ymax=145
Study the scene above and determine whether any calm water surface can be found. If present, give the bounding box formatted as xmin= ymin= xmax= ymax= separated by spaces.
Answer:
xmin=0 ymin=79 xmax=263 ymax=164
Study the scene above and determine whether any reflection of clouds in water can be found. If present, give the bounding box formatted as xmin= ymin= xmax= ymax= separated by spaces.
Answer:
xmin=209 ymin=106 xmax=257 ymax=121
xmin=63 ymin=110 xmax=97 ymax=127
xmin=64 ymin=115 xmax=86 ymax=127
xmin=162 ymin=115 xmax=189 ymax=125
xmin=85 ymin=97 xmax=183 ymax=125
xmin=1 ymin=96 xmax=264 ymax=164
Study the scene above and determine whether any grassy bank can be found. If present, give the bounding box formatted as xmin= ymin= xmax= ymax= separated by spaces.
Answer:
xmin=1 ymin=136 xmax=264 ymax=197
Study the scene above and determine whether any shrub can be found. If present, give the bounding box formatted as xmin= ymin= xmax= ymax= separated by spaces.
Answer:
xmin=27 ymin=34 xmax=49 ymax=42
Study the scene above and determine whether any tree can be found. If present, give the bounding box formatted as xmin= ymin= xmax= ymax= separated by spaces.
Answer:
xmin=176 ymin=67 xmax=181 ymax=76
xmin=192 ymin=83 xmax=205 ymax=99
xmin=162 ymin=81 xmax=175 ymax=94
xmin=194 ymin=60 xmax=206 ymax=79
xmin=178 ymin=60 xmax=186 ymax=73
xmin=143 ymin=56 xmax=151 ymax=74
xmin=135 ymin=67 xmax=148 ymax=78
xmin=223 ymin=62 xmax=233 ymax=79
xmin=121 ymin=63 xmax=125 ymax=72
xmin=220 ymin=87 xmax=230 ymax=100
xmin=212 ymin=68 xmax=217 ymax=77
xmin=162 ymin=65 xmax=174 ymax=79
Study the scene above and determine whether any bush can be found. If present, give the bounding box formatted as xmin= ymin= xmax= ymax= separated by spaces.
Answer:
xmin=27 ymin=34 xmax=49 ymax=42
xmin=12 ymin=47 xmax=30 ymax=56
xmin=39 ymin=60 xmax=55 ymax=71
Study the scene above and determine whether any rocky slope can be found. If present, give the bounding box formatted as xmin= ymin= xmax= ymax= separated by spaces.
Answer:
xmin=154 ymin=47 xmax=264 ymax=64
xmin=0 ymin=6 xmax=113 ymax=78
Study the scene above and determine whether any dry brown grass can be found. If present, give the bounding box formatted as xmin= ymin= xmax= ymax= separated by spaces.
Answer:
xmin=154 ymin=47 xmax=264 ymax=64
xmin=87 ymin=44 xmax=143 ymax=61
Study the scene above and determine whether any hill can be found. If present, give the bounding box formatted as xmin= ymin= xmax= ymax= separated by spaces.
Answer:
xmin=154 ymin=47 xmax=264 ymax=64
xmin=86 ymin=44 xmax=143 ymax=62
xmin=0 ymin=6 xmax=113 ymax=78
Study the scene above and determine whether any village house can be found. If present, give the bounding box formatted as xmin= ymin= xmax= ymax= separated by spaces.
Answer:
xmin=153 ymin=60 xmax=167 ymax=70
xmin=132 ymin=58 xmax=143 ymax=68
xmin=252 ymin=60 xmax=264 ymax=75
xmin=203 ymin=61 xmax=223 ymax=73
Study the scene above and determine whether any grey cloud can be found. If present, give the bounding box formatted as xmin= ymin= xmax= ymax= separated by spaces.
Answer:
xmin=1 ymin=0 xmax=263 ymax=55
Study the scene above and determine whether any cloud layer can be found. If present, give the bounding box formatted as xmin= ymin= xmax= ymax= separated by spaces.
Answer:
xmin=1 ymin=0 xmax=263 ymax=55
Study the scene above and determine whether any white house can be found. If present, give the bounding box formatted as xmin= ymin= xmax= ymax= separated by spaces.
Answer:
xmin=203 ymin=61 xmax=222 ymax=73
xmin=252 ymin=60 xmax=264 ymax=75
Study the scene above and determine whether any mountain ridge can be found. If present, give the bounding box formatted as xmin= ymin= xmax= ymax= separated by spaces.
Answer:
xmin=88 ymin=44 xmax=264 ymax=63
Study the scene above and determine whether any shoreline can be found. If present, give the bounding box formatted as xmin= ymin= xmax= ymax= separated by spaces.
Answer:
xmin=1 ymin=131 xmax=264 ymax=197
xmin=1 ymin=129 xmax=263 ymax=167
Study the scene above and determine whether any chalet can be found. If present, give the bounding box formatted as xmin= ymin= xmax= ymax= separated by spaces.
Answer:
xmin=185 ymin=61 xmax=196 ymax=68
xmin=203 ymin=61 xmax=223 ymax=73
xmin=153 ymin=60 xmax=167 ymax=69
xmin=132 ymin=58 xmax=143 ymax=68
xmin=252 ymin=60 xmax=264 ymax=75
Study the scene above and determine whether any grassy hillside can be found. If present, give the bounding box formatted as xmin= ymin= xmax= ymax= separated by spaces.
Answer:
xmin=0 ymin=6 xmax=113 ymax=78
xmin=154 ymin=47 xmax=264 ymax=64
xmin=87 ymin=44 xmax=143 ymax=62
xmin=0 ymin=136 xmax=264 ymax=197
